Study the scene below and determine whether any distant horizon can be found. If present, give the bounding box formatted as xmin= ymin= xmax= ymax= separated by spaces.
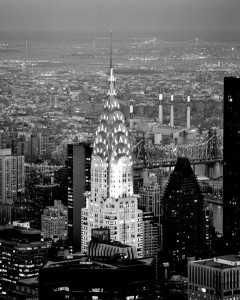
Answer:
xmin=1 ymin=29 xmax=240 ymax=44
xmin=0 ymin=28 xmax=239 ymax=33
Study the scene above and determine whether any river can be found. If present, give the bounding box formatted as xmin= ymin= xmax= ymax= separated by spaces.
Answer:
xmin=207 ymin=202 xmax=223 ymax=235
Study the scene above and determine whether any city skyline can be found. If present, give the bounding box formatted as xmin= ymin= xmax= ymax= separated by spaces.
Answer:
xmin=0 ymin=2 xmax=238 ymax=296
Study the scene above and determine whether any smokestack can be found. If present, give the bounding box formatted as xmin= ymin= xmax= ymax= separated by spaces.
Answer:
xmin=158 ymin=88 xmax=163 ymax=124
xmin=187 ymin=90 xmax=191 ymax=129
xmin=129 ymin=99 xmax=134 ymax=130
xmin=170 ymin=92 xmax=174 ymax=127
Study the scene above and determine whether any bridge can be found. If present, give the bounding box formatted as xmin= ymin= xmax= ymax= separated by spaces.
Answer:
xmin=132 ymin=130 xmax=223 ymax=168
xmin=128 ymin=37 xmax=215 ymax=48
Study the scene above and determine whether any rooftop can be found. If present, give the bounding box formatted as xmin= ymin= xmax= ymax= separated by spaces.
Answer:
xmin=43 ymin=257 xmax=155 ymax=270
xmin=191 ymin=255 xmax=240 ymax=269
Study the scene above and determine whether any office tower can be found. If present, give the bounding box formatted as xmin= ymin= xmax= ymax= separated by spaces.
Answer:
xmin=142 ymin=211 xmax=159 ymax=257
xmin=67 ymin=142 xmax=92 ymax=252
xmin=41 ymin=200 xmax=68 ymax=240
xmin=32 ymin=183 xmax=60 ymax=229
xmin=54 ymin=166 xmax=68 ymax=206
xmin=0 ymin=226 xmax=47 ymax=294
xmin=139 ymin=182 xmax=161 ymax=217
xmin=81 ymin=38 xmax=144 ymax=258
xmin=139 ymin=182 xmax=161 ymax=256
xmin=204 ymin=205 xmax=215 ymax=256
xmin=162 ymin=157 xmax=205 ymax=273
xmin=188 ymin=255 xmax=240 ymax=300
xmin=223 ymin=77 xmax=240 ymax=252
xmin=39 ymin=257 xmax=156 ymax=300
xmin=0 ymin=149 xmax=24 ymax=205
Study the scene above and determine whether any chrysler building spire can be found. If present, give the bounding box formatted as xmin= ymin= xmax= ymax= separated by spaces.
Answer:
xmin=81 ymin=31 xmax=143 ymax=258
xmin=108 ymin=30 xmax=116 ymax=96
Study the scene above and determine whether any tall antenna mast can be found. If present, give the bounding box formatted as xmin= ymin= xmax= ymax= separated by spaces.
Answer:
xmin=110 ymin=29 xmax=113 ymax=69
xmin=107 ymin=29 xmax=116 ymax=96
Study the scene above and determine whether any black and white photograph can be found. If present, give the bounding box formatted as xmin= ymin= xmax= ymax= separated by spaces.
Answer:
xmin=0 ymin=0 xmax=240 ymax=299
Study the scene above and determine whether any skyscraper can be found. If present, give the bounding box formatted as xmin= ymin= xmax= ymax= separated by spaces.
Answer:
xmin=67 ymin=142 xmax=92 ymax=252
xmin=0 ymin=149 xmax=24 ymax=205
xmin=223 ymin=77 xmax=240 ymax=252
xmin=81 ymin=34 xmax=143 ymax=257
xmin=139 ymin=181 xmax=162 ymax=257
xmin=162 ymin=157 xmax=205 ymax=273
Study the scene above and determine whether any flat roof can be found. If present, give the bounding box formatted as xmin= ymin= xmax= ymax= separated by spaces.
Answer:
xmin=43 ymin=257 xmax=155 ymax=270
xmin=191 ymin=255 xmax=240 ymax=269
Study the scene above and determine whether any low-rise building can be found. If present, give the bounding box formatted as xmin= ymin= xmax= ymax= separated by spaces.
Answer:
xmin=188 ymin=255 xmax=240 ymax=300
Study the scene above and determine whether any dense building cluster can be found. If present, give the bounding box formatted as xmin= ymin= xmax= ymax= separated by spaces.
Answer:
xmin=0 ymin=34 xmax=239 ymax=300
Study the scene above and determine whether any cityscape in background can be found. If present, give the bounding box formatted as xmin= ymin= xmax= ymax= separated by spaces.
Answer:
xmin=0 ymin=28 xmax=239 ymax=299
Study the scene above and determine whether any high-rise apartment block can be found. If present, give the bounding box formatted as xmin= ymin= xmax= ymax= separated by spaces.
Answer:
xmin=223 ymin=77 xmax=240 ymax=252
xmin=0 ymin=149 xmax=24 ymax=205
xmin=67 ymin=142 xmax=92 ymax=252
xmin=41 ymin=200 xmax=68 ymax=240
xmin=81 ymin=50 xmax=144 ymax=258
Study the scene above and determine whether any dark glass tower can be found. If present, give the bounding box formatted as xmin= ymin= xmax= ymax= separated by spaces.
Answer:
xmin=162 ymin=157 xmax=205 ymax=273
xmin=67 ymin=142 xmax=92 ymax=252
xmin=223 ymin=77 xmax=240 ymax=252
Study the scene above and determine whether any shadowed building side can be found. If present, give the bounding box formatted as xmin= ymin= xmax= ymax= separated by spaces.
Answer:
xmin=162 ymin=157 xmax=206 ymax=274
xmin=223 ymin=77 xmax=240 ymax=253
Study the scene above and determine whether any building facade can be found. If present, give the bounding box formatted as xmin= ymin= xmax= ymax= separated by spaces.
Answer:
xmin=81 ymin=54 xmax=144 ymax=258
xmin=32 ymin=183 xmax=60 ymax=229
xmin=0 ymin=149 xmax=24 ymax=205
xmin=188 ymin=255 xmax=240 ymax=300
xmin=0 ymin=226 xmax=47 ymax=294
xmin=142 ymin=211 xmax=159 ymax=258
xmin=162 ymin=157 xmax=206 ymax=273
xmin=88 ymin=228 xmax=138 ymax=260
xmin=39 ymin=257 xmax=156 ymax=300
xmin=139 ymin=183 xmax=161 ymax=257
xmin=223 ymin=76 xmax=240 ymax=252
xmin=41 ymin=200 xmax=68 ymax=240
xmin=67 ymin=142 xmax=92 ymax=252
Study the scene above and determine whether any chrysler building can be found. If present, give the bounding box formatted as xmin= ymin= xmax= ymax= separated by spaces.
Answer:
xmin=81 ymin=34 xmax=143 ymax=257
